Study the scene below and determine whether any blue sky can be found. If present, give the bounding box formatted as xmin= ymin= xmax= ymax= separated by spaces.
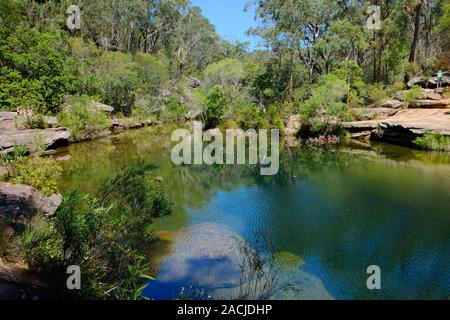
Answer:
xmin=190 ymin=0 xmax=261 ymax=50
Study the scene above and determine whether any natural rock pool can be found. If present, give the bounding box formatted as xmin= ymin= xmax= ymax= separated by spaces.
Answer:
xmin=57 ymin=125 xmax=450 ymax=300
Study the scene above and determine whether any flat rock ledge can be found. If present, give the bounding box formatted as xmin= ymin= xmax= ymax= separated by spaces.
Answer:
xmin=344 ymin=109 xmax=450 ymax=147
xmin=0 ymin=182 xmax=62 ymax=221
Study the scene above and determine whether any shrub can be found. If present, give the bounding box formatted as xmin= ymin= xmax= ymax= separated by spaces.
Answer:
xmin=413 ymin=134 xmax=450 ymax=152
xmin=203 ymin=58 xmax=245 ymax=89
xmin=98 ymin=159 xmax=171 ymax=234
xmin=404 ymin=86 xmax=423 ymax=107
xmin=0 ymin=26 xmax=76 ymax=114
xmin=332 ymin=60 xmax=367 ymax=106
xmin=15 ymin=159 xmax=171 ymax=299
xmin=17 ymin=190 xmax=153 ymax=299
xmin=203 ymin=86 xmax=230 ymax=129
xmin=21 ymin=114 xmax=47 ymax=130
xmin=0 ymin=144 xmax=27 ymax=178
xmin=58 ymin=96 xmax=111 ymax=141
xmin=17 ymin=215 xmax=62 ymax=273
xmin=134 ymin=53 xmax=169 ymax=94
xmin=95 ymin=52 xmax=139 ymax=115
xmin=165 ymin=96 xmax=187 ymax=120
xmin=11 ymin=156 xmax=62 ymax=196
xmin=366 ymin=84 xmax=390 ymax=105
xmin=299 ymin=74 xmax=352 ymax=136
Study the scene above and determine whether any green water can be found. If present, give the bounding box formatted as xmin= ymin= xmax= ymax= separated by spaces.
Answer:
xmin=57 ymin=125 xmax=450 ymax=300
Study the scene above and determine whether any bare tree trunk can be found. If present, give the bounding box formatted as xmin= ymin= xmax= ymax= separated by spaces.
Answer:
xmin=409 ymin=2 xmax=423 ymax=63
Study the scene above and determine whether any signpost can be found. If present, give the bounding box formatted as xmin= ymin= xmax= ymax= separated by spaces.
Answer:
xmin=437 ymin=70 xmax=443 ymax=88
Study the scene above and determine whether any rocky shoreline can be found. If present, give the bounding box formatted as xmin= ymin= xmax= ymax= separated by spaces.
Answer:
xmin=284 ymin=86 xmax=450 ymax=148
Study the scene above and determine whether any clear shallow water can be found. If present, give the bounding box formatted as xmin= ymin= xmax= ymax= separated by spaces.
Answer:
xmin=57 ymin=125 xmax=450 ymax=300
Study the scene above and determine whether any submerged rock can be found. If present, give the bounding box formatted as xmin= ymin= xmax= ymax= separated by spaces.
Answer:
xmin=150 ymin=223 xmax=275 ymax=299
xmin=0 ymin=182 xmax=62 ymax=221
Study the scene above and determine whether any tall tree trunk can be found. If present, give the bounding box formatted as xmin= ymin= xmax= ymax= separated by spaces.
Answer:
xmin=409 ymin=2 xmax=423 ymax=63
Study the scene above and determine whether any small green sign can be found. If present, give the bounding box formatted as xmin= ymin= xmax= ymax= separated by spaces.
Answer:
xmin=438 ymin=70 xmax=443 ymax=78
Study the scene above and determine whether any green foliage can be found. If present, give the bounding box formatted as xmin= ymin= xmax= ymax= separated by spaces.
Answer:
xmin=0 ymin=144 xmax=27 ymax=178
xmin=134 ymin=53 xmax=169 ymax=94
xmin=58 ymin=96 xmax=111 ymax=141
xmin=366 ymin=84 xmax=390 ymax=105
xmin=235 ymin=103 xmax=268 ymax=131
xmin=232 ymin=103 xmax=283 ymax=131
xmin=95 ymin=52 xmax=139 ymax=116
xmin=17 ymin=215 xmax=62 ymax=273
xmin=0 ymin=26 xmax=75 ymax=114
xmin=16 ymin=159 xmax=172 ymax=299
xmin=413 ymin=134 xmax=450 ymax=152
xmin=299 ymin=74 xmax=352 ymax=136
xmin=203 ymin=86 xmax=230 ymax=129
xmin=404 ymin=86 xmax=423 ymax=106
xmin=165 ymin=96 xmax=187 ymax=119
xmin=203 ymin=58 xmax=245 ymax=88
xmin=16 ymin=113 xmax=48 ymax=130
xmin=332 ymin=60 xmax=367 ymax=106
xmin=98 ymin=159 xmax=171 ymax=235
xmin=11 ymin=155 xmax=62 ymax=196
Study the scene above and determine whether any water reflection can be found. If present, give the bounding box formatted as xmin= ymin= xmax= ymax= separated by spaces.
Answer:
xmin=58 ymin=125 xmax=450 ymax=300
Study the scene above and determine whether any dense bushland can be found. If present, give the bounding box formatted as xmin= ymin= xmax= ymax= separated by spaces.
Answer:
xmin=1 ymin=0 xmax=449 ymax=137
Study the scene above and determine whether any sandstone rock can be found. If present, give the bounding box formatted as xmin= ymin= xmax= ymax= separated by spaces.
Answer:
xmin=407 ymin=76 xmax=427 ymax=88
xmin=43 ymin=116 xmax=59 ymax=127
xmin=0 ymin=112 xmax=17 ymax=121
xmin=55 ymin=154 xmax=72 ymax=162
xmin=435 ymin=87 xmax=448 ymax=94
xmin=380 ymin=100 xmax=404 ymax=109
xmin=186 ymin=108 xmax=202 ymax=120
xmin=0 ymin=182 xmax=62 ymax=220
xmin=355 ymin=108 xmax=399 ymax=121
xmin=0 ymin=128 xmax=71 ymax=154
xmin=91 ymin=101 xmax=114 ymax=113
xmin=407 ymin=75 xmax=450 ymax=89
xmin=151 ymin=223 xmax=273 ymax=300
xmin=0 ymin=113 xmax=71 ymax=153
xmin=411 ymin=99 xmax=450 ymax=108
xmin=284 ymin=115 xmax=301 ymax=136
xmin=344 ymin=109 xmax=450 ymax=146
xmin=426 ymin=92 xmax=442 ymax=100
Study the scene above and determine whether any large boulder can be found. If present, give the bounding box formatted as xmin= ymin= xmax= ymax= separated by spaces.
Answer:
xmin=426 ymin=92 xmax=442 ymax=100
xmin=380 ymin=100 xmax=404 ymax=109
xmin=0 ymin=182 xmax=62 ymax=221
xmin=407 ymin=76 xmax=428 ymax=88
xmin=407 ymin=74 xmax=450 ymax=89
xmin=91 ymin=101 xmax=114 ymax=113
xmin=0 ymin=128 xmax=71 ymax=154
xmin=146 ymin=223 xmax=275 ymax=300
